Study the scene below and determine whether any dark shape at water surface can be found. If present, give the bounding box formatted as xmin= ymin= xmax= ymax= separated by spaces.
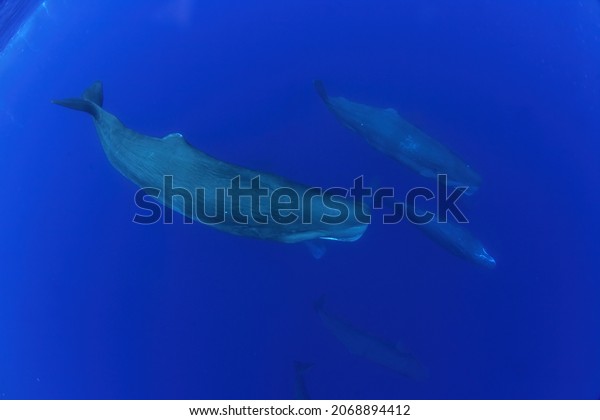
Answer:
xmin=315 ymin=80 xmax=481 ymax=195
xmin=314 ymin=297 xmax=428 ymax=381
xmin=53 ymin=82 xmax=368 ymax=244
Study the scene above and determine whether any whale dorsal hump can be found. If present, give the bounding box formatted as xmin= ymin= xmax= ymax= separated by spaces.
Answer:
xmin=163 ymin=132 xmax=187 ymax=143
xmin=383 ymin=107 xmax=399 ymax=118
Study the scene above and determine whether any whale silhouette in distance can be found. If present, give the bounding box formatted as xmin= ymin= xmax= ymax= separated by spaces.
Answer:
xmin=315 ymin=80 xmax=482 ymax=195
xmin=314 ymin=297 xmax=428 ymax=381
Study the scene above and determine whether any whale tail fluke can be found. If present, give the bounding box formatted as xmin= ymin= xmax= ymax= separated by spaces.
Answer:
xmin=293 ymin=361 xmax=314 ymax=374
xmin=314 ymin=80 xmax=329 ymax=103
xmin=82 ymin=81 xmax=104 ymax=107
xmin=52 ymin=81 xmax=104 ymax=119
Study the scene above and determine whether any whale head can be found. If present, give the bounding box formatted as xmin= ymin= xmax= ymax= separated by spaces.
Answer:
xmin=474 ymin=246 xmax=496 ymax=269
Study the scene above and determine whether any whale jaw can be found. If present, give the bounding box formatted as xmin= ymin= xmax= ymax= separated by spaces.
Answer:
xmin=476 ymin=247 xmax=496 ymax=269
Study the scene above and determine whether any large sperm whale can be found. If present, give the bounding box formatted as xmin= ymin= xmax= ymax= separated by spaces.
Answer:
xmin=53 ymin=82 xmax=368 ymax=243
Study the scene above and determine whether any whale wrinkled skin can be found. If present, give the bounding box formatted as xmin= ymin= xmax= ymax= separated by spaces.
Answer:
xmin=315 ymin=81 xmax=482 ymax=195
xmin=53 ymin=82 xmax=368 ymax=243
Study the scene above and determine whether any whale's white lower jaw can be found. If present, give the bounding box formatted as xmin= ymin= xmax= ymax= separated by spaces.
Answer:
xmin=277 ymin=223 xmax=368 ymax=244
xmin=477 ymin=247 xmax=496 ymax=268
xmin=319 ymin=224 xmax=368 ymax=242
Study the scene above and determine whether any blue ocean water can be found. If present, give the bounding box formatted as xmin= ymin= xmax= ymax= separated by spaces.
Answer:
xmin=1 ymin=0 xmax=599 ymax=399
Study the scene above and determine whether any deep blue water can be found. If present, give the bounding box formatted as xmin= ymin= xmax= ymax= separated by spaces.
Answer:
xmin=1 ymin=0 xmax=599 ymax=399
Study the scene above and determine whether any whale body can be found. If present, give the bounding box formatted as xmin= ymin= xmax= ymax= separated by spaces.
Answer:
xmin=53 ymin=82 xmax=368 ymax=243
xmin=314 ymin=298 xmax=427 ymax=381
xmin=412 ymin=207 xmax=496 ymax=269
xmin=315 ymin=81 xmax=481 ymax=194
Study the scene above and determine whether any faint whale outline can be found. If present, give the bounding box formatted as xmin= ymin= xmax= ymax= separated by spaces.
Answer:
xmin=315 ymin=80 xmax=482 ymax=195
xmin=314 ymin=297 xmax=428 ymax=381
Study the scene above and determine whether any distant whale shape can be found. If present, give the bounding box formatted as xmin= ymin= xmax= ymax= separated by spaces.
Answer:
xmin=410 ymin=206 xmax=496 ymax=269
xmin=53 ymin=82 xmax=368 ymax=243
xmin=314 ymin=297 xmax=427 ymax=381
xmin=315 ymin=81 xmax=482 ymax=194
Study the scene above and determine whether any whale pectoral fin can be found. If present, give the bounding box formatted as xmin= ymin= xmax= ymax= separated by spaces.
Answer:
xmin=304 ymin=240 xmax=327 ymax=260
